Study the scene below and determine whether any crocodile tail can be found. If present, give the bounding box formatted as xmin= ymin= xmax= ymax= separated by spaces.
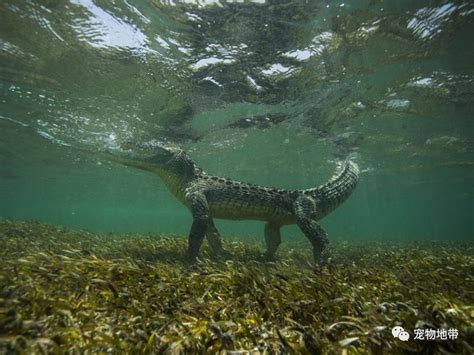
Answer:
xmin=310 ymin=160 xmax=359 ymax=206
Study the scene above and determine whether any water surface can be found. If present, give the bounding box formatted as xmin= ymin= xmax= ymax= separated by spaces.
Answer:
xmin=0 ymin=0 xmax=473 ymax=241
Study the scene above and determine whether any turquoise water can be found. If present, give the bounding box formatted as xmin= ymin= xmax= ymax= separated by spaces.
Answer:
xmin=0 ymin=0 xmax=472 ymax=241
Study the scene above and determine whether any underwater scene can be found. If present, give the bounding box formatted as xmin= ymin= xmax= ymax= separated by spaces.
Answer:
xmin=0 ymin=0 xmax=473 ymax=353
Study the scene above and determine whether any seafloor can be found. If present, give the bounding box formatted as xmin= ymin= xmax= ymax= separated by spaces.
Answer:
xmin=0 ymin=220 xmax=472 ymax=354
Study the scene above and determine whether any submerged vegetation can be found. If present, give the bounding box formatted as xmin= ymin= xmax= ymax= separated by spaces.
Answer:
xmin=0 ymin=220 xmax=472 ymax=354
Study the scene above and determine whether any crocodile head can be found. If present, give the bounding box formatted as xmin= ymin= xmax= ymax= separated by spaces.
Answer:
xmin=113 ymin=141 xmax=195 ymax=178
xmin=129 ymin=142 xmax=182 ymax=164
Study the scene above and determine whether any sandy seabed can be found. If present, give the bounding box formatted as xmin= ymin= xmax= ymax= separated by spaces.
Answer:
xmin=0 ymin=220 xmax=472 ymax=354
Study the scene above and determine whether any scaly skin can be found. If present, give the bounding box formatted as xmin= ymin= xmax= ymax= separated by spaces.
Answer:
xmin=106 ymin=142 xmax=359 ymax=263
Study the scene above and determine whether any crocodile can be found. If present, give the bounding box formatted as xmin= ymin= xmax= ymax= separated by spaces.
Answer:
xmin=105 ymin=142 xmax=359 ymax=263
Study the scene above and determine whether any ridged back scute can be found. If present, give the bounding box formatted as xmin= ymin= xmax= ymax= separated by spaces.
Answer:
xmin=308 ymin=160 xmax=359 ymax=209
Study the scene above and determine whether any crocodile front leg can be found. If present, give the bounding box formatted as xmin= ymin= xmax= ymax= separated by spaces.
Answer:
xmin=294 ymin=196 xmax=329 ymax=264
xmin=206 ymin=220 xmax=226 ymax=256
xmin=186 ymin=192 xmax=209 ymax=261
xmin=264 ymin=222 xmax=282 ymax=260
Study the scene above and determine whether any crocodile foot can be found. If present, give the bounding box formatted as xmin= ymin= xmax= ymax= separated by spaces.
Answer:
xmin=313 ymin=245 xmax=334 ymax=265
xmin=210 ymin=248 xmax=233 ymax=261
xmin=256 ymin=251 xmax=277 ymax=263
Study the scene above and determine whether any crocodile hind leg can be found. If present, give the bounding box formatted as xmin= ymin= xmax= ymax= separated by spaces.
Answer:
xmin=294 ymin=196 xmax=329 ymax=263
xmin=264 ymin=222 xmax=282 ymax=260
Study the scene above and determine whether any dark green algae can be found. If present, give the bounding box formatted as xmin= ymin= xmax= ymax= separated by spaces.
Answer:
xmin=0 ymin=220 xmax=472 ymax=354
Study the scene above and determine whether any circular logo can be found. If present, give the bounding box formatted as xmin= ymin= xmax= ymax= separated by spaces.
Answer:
xmin=392 ymin=326 xmax=410 ymax=341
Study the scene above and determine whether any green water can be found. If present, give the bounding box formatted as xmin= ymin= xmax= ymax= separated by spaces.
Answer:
xmin=0 ymin=0 xmax=472 ymax=241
